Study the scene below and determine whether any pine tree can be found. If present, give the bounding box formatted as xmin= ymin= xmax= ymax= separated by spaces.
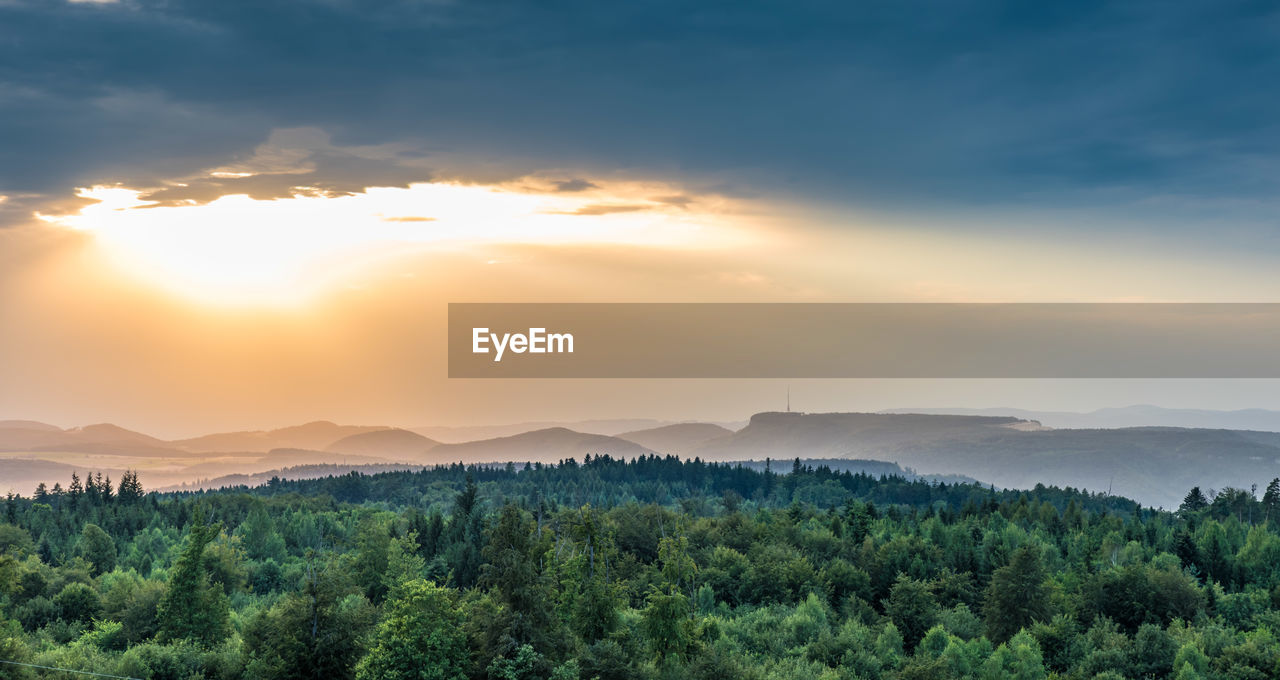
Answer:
xmin=479 ymin=503 xmax=561 ymax=659
xmin=1173 ymin=528 xmax=1199 ymax=570
xmin=1262 ymin=478 xmax=1280 ymax=524
xmin=156 ymin=520 xmax=231 ymax=646
xmin=354 ymin=519 xmax=392 ymax=603
xmin=885 ymin=575 xmax=939 ymax=651
xmin=68 ymin=472 xmax=83 ymax=507
xmin=238 ymin=507 xmax=285 ymax=562
xmin=116 ymin=470 xmax=144 ymax=503
xmin=984 ymin=545 xmax=1051 ymax=643
xmin=445 ymin=474 xmax=483 ymax=588
xmin=1180 ymin=487 xmax=1209 ymax=515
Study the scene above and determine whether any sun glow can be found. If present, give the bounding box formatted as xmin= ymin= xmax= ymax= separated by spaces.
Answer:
xmin=41 ymin=180 xmax=750 ymax=306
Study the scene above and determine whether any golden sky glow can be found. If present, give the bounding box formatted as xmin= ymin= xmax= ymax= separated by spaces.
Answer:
xmin=39 ymin=179 xmax=754 ymax=306
xmin=9 ymin=0 xmax=1280 ymax=446
xmin=9 ymin=169 xmax=1280 ymax=436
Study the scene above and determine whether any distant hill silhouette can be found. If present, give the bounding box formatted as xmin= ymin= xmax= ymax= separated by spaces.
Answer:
xmin=412 ymin=418 xmax=682 ymax=443
xmin=172 ymin=421 xmax=389 ymax=453
xmin=691 ymin=411 xmax=1025 ymax=461
xmin=0 ymin=421 xmax=180 ymax=456
xmin=0 ymin=458 xmax=127 ymax=494
xmin=424 ymin=427 xmax=653 ymax=464
xmin=616 ymin=422 xmax=735 ymax=456
xmin=7 ymin=410 xmax=1280 ymax=506
xmin=326 ymin=428 xmax=439 ymax=461
xmin=688 ymin=412 xmax=1280 ymax=507
xmin=883 ymin=405 xmax=1280 ymax=432
xmin=0 ymin=419 xmax=61 ymax=432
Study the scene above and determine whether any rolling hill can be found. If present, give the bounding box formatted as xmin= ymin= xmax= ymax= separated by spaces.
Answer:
xmin=689 ymin=412 xmax=1280 ymax=508
xmin=8 ymin=410 xmax=1280 ymax=508
xmin=883 ymin=405 xmax=1280 ymax=433
xmin=172 ymin=421 xmax=391 ymax=453
xmin=691 ymin=411 xmax=1026 ymax=461
xmin=424 ymin=427 xmax=654 ymax=464
xmin=412 ymin=418 xmax=676 ymax=443
xmin=326 ymin=428 xmax=440 ymax=461
xmin=616 ymin=422 xmax=735 ymax=457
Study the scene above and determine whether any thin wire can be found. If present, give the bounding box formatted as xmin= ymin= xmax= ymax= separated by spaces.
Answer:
xmin=0 ymin=658 xmax=141 ymax=679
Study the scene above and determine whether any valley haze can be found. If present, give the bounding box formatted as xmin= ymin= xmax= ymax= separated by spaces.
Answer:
xmin=4 ymin=405 xmax=1280 ymax=508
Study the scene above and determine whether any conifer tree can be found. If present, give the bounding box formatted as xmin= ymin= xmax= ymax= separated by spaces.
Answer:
xmin=156 ymin=520 xmax=231 ymax=646
xmin=68 ymin=472 xmax=83 ymax=507
xmin=1262 ymin=478 xmax=1280 ymax=524
xmin=1181 ymin=487 xmax=1209 ymax=515
xmin=984 ymin=545 xmax=1051 ymax=643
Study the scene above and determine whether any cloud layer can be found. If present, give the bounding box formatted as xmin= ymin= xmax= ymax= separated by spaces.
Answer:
xmin=3 ymin=0 xmax=1279 ymax=230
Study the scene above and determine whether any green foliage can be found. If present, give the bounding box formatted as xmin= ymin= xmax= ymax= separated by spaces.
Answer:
xmin=572 ymin=578 xmax=622 ymax=643
xmin=1129 ymin=622 xmax=1178 ymax=678
xmin=77 ymin=523 xmax=116 ymax=576
xmin=100 ymin=569 xmax=165 ymax=644
xmin=238 ymin=507 xmax=287 ymax=562
xmin=356 ymin=579 xmax=467 ymax=680
xmin=353 ymin=517 xmax=392 ymax=603
xmin=937 ymin=603 xmax=984 ymax=641
xmin=6 ymin=458 xmax=1280 ymax=679
xmin=479 ymin=503 xmax=562 ymax=661
xmin=979 ymin=629 xmax=1047 ymax=680
xmin=0 ymin=524 xmax=34 ymax=556
xmin=79 ymin=619 xmax=127 ymax=651
xmin=885 ymin=575 xmax=939 ymax=651
xmin=54 ymin=582 xmax=102 ymax=624
xmin=155 ymin=520 xmax=231 ymax=646
xmin=486 ymin=643 xmax=543 ymax=680
xmin=0 ymin=614 xmax=34 ymax=680
xmin=1078 ymin=563 xmax=1204 ymax=634
xmin=243 ymin=559 xmax=375 ymax=680
xmin=642 ymin=590 xmax=694 ymax=662
xmin=983 ymin=544 xmax=1051 ymax=642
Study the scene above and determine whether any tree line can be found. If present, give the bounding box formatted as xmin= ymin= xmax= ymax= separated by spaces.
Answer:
xmin=2 ymin=457 xmax=1280 ymax=679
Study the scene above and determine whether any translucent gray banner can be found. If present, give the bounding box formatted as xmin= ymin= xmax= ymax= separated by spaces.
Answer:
xmin=448 ymin=303 xmax=1280 ymax=378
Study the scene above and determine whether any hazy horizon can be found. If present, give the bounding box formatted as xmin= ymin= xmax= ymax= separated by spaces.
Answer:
xmin=7 ymin=3 xmax=1280 ymax=439
xmin=15 ymin=391 xmax=1280 ymax=440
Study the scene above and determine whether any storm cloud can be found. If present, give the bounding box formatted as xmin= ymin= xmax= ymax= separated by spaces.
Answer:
xmin=3 ymin=0 xmax=1280 ymax=228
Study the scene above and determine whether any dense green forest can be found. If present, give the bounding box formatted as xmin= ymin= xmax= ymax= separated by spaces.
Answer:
xmin=3 ymin=455 xmax=1280 ymax=679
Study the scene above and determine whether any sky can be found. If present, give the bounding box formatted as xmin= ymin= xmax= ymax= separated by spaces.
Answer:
xmin=4 ymin=0 xmax=1280 ymax=437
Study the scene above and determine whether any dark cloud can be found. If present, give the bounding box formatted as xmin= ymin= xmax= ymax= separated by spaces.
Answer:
xmin=653 ymin=195 xmax=694 ymax=208
xmin=134 ymin=129 xmax=430 ymax=206
xmin=3 ymin=0 xmax=1280 ymax=231
xmin=553 ymin=179 xmax=598 ymax=192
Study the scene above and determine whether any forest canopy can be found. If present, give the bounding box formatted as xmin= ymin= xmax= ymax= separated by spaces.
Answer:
xmin=2 ymin=456 xmax=1280 ymax=679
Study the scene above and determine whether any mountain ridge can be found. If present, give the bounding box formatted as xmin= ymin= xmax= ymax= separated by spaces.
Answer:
xmin=6 ymin=409 xmax=1280 ymax=507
